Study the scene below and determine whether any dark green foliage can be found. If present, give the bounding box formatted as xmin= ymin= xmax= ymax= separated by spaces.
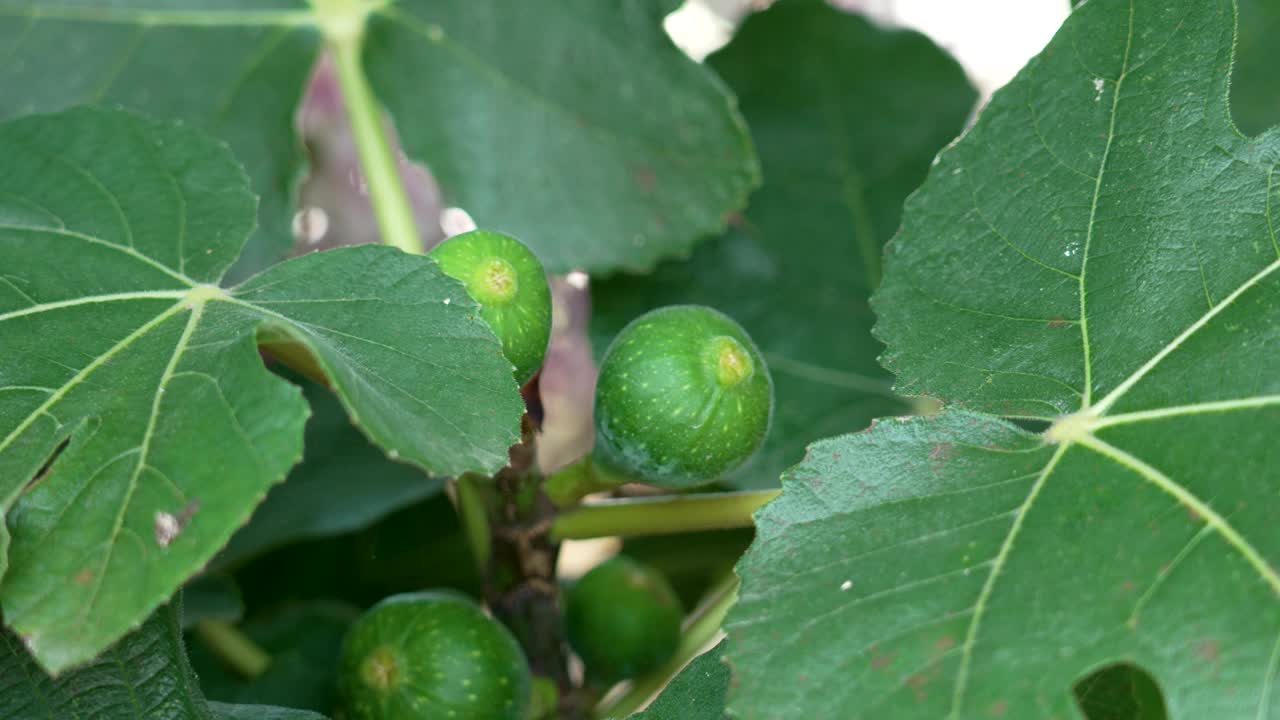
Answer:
xmin=189 ymin=603 xmax=358 ymax=716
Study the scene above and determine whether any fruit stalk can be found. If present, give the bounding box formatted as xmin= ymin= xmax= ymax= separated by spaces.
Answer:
xmin=194 ymin=619 xmax=271 ymax=679
xmin=551 ymin=488 xmax=780 ymax=540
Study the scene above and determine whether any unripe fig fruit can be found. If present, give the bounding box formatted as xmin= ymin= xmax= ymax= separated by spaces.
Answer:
xmin=564 ymin=555 xmax=683 ymax=684
xmin=340 ymin=591 xmax=531 ymax=720
xmin=593 ymin=305 xmax=773 ymax=487
xmin=429 ymin=230 xmax=552 ymax=385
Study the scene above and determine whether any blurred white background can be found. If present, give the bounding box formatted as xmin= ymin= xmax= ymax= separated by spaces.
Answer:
xmin=666 ymin=0 xmax=1070 ymax=102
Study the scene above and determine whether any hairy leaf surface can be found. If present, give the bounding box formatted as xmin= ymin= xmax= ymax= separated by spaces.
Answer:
xmin=728 ymin=0 xmax=1280 ymax=717
xmin=1 ymin=600 xmax=326 ymax=720
xmin=0 ymin=108 xmax=520 ymax=672
xmin=624 ymin=640 xmax=730 ymax=720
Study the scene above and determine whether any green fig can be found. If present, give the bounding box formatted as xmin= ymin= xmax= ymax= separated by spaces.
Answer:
xmin=429 ymin=230 xmax=552 ymax=385
xmin=593 ymin=305 xmax=773 ymax=487
xmin=341 ymin=591 xmax=530 ymax=720
xmin=564 ymin=556 xmax=683 ymax=684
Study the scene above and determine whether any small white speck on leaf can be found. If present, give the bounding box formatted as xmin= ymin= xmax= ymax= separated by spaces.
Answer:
xmin=443 ymin=297 xmax=452 ymax=305
xmin=154 ymin=511 xmax=180 ymax=547
xmin=1092 ymin=77 xmax=1105 ymax=102
xmin=840 ymin=580 xmax=853 ymax=591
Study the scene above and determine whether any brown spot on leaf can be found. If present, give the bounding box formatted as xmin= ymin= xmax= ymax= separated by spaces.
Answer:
xmin=989 ymin=700 xmax=1008 ymax=717
xmin=633 ymin=164 xmax=656 ymax=193
xmin=907 ymin=672 xmax=930 ymax=702
xmin=1197 ymin=639 xmax=1219 ymax=662
xmin=929 ymin=442 xmax=954 ymax=470
xmin=73 ymin=568 xmax=93 ymax=585
xmin=176 ymin=499 xmax=200 ymax=525
xmin=1047 ymin=316 xmax=1071 ymax=328
xmin=935 ymin=635 xmax=956 ymax=652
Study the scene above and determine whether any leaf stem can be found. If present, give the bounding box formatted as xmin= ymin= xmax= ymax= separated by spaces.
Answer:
xmin=329 ymin=25 xmax=422 ymax=255
xmin=194 ymin=620 xmax=271 ymax=679
xmin=592 ymin=574 xmax=739 ymax=719
xmin=551 ymin=489 xmax=778 ymax=541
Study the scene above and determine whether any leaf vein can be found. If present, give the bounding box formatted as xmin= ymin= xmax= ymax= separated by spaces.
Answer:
xmin=77 ymin=302 xmax=203 ymax=628
xmin=948 ymin=442 xmax=1070 ymax=718
xmin=1077 ymin=0 xmax=1136 ymax=408
xmin=1078 ymin=435 xmax=1280 ymax=597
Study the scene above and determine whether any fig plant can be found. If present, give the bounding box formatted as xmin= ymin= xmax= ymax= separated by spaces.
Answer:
xmin=0 ymin=0 xmax=1275 ymax=719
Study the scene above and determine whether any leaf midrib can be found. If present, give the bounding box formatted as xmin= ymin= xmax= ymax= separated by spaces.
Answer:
xmin=0 ymin=300 xmax=190 ymax=458
xmin=77 ymin=301 xmax=206 ymax=634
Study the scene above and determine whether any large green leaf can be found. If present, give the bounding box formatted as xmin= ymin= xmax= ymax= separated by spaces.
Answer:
xmin=728 ymin=0 xmax=1280 ymax=717
xmin=591 ymin=0 xmax=974 ymax=488
xmin=212 ymin=380 xmax=441 ymax=570
xmin=0 ymin=107 xmax=521 ymax=673
xmin=2 ymin=599 xmax=325 ymax=720
xmin=366 ymin=0 xmax=758 ymax=273
xmin=0 ymin=0 xmax=318 ymax=281
xmin=0 ymin=0 xmax=757 ymax=277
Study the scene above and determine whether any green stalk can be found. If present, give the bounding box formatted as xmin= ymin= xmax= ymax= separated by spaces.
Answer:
xmin=592 ymin=575 xmax=739 ymax=719
xmin=328 ymin=18 xmax=421 ymax=255
xmin=195 ymin=620 xmax=271 ymax=679
xmin=454 ymin=473 xmax=493 ymax=570
xmin=551 ymin=489 xmax=779 ymax=541
xmin=543 ymin=456 xmax=628 ymax=508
